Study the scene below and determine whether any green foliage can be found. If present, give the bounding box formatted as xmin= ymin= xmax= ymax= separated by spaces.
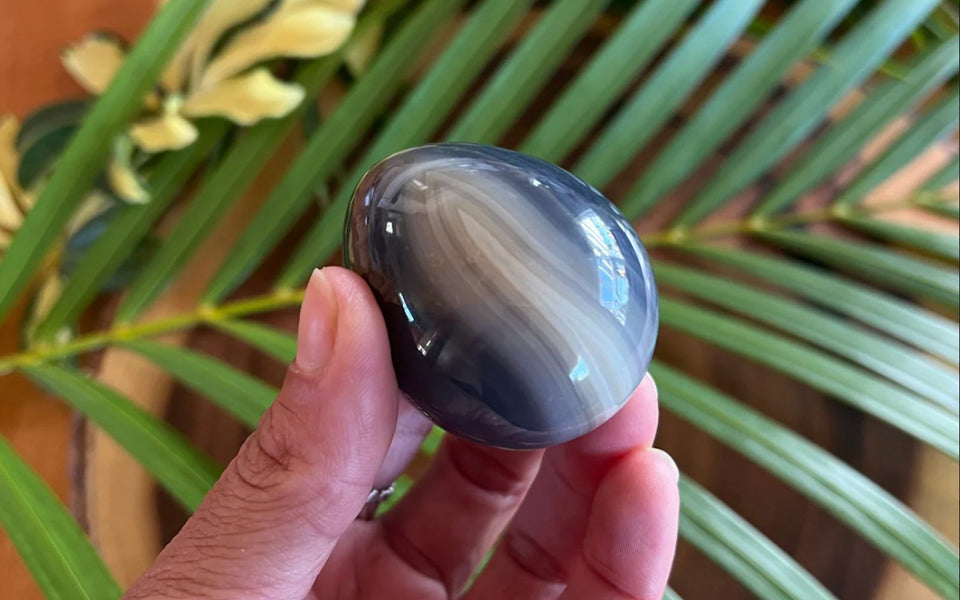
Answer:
xmin=0 ymin=436 xmax=121 ymax=600
xmin=675 ymin=0 xmax=941 ymax=226
xmin=573 ymin=0 xmax=765 ymax=189
xmin=654 ymin=362 xmax=960 ymax=597
xmin=1 ymin=1 xmax=958 ymax=599
xmin=678 ymin=477 xmax=837 ymax=600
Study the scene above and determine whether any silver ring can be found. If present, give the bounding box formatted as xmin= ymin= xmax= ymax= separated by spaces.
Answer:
xmin=358 ymin=482 xmax=396 ymax=520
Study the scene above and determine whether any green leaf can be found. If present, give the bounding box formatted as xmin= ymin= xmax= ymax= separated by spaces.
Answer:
xmin=32 ymin=120 xmax=229 ymax=342
xmin=924 ymin=202 xmax=960 ymax=219
xmin=0 ymin=434 xmax=121 ymax=600
xmin=519 ymin=0 xmax=700 ymax=163
xmin=572 ymin=0 xmax=764 ymax=189
xmin=674 ymin=0 xmax=941 ymax=226
xmin=275 ymin=0 xmax=537 ymax=287
xmin=121 ymin=340 xmax=276 ymax=428
xmin=198 ymin=0 xmax=463 ymax=298
xmin=654 ymin=262 xmax=959 ymax=413
xmin=14 ymin=100 xmax=89 ymax=152
xmin=445 ymin=0 xmax=609 ymax=145
xmin=654 ymin=363 xmax=960 ymax=598
xmin=752 ymin=38 xmax=959 ymax=216
xmin=658 ymin=297 xmax=959 ymax=457
xmin=833 ymin=87 xmax=960 ymax=206
xmin=113 ymin=55 xmax=345 ymax=323
xmin=923 ymin=154 xmax=959 ymax=191
xmin=839 ymin=215 xmax=960 ymax=261
xmin=23 ymin=363 xmax=220 ymax=511
xmin=0 ymin=0 xmax=214 ymax=324
xmin=680 ymin=244 xmax=959 ymax=364
xmin=620 ymin=0 xmax=860 ymax=219
xmin=15 ymin=100 xmax=93 ymax=189
xmin=679 ymin=476 xmax=836 ymax=600
xmin=756 ymin=229 xmax=960 ymax=309
xmin=17 ymin=126 xmax=78 ymax=190
xmin=213 ymin=319 xmax=296 ymax=363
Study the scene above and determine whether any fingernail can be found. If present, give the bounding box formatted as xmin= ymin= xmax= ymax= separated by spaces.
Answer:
xmin=296 ymin=268 xmax=339 ymax=372
xmin=647 ymin=448 xmax=679 ymax=482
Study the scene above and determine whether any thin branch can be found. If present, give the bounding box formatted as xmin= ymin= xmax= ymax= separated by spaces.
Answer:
xmin=641 ymin=191 xmax=958 ymax=248
xmin=0 ymin=288 xmax=305 ymax=375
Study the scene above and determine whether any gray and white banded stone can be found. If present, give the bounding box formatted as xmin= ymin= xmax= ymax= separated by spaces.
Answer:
xmin=344 ymin=143 xmax=658 ymax=448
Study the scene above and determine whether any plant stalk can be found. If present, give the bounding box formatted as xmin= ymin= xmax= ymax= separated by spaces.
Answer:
xmin=0 ymin=289 xmax=305 ymax=375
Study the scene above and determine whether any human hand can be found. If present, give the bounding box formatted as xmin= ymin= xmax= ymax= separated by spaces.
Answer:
xmin=125 ymin=267 xmax=680 ymax=600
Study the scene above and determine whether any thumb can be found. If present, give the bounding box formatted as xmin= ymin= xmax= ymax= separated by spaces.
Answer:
xmin=125 ymin=267 xmax=400 ymax=600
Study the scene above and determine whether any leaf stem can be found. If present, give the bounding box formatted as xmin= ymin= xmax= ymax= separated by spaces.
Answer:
xmin=641 ymin=192 xmax=957 ymax=248
xmin=0 ymin=288 xmax=305 ymax=375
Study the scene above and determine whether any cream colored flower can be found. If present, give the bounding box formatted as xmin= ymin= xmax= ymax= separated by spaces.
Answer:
xmin=62 ymin=0 xmax=363 ymax=155
xmin=0 ymin=116 xmax=25 ymax=250
xmin=1 ymin=115 xmax=109 ymax=340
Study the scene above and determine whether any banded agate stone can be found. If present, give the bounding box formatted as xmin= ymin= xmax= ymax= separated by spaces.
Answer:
xmin=344 ymin=143 xmax=658 ymax=448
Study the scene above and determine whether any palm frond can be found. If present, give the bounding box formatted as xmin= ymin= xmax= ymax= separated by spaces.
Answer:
xmin=0 ymin=435 xmax=121 ymax=600
xmin=621 ymin=0 xmax=862 ymax=218
xmin=573 ymin=0 xmax=766 ymax=189
xmin=681 ymin=244 xmax=960 ymax=364
xmin=833 ymin=87 xmax=959 ymax=207
xmin=655 ymin=263 xmax=959 ymax=412
xmin=753 ymin=37 xmax=959 ymax=216
xmin=655 ymin=363 xmax=959 ymax=598
xmin=660 ymin=297 xmax=959 ymax=457
xmin=756 ymin=230 xmax=959 ymax=309
xmin=121 ymin=340 xmax=275 ymax=428
xmin=23 ymin=364 xmax=220 ymax=511
xmin=674 ymin=0 xmax=940 ymax=226
xmin=678 ymin=477 xmax=836 ymax=600
xmin=520 ymin=0 xmax=700 ymax=162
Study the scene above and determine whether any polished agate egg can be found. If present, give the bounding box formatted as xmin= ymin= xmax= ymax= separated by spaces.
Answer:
xmin=344 ymin=143 xmax=658 ymax=448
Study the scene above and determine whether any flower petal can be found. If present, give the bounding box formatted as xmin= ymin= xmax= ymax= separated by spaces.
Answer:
xmin=344 ymin=20 xmax=382 ymax=77
xmin=201 ymin=1 xmax=360 ymax=87
xmin=66 ymin=191 xmax=111 ymax=236
xmin=61 ymin=33 xmax=127 ymax=95
xmin=0 ymin=116 xmax=21 ymax=198
xmin=108 ymin=161 xmax=150 ymax=204
xmin=33 ymin=273 xmax=63 ymax=322
xmin=161 ymin=0 xmax=276 ymax=92
xmin=0 ymin=117 xmax=23 ymax=233
xmin=130 ymin=112 xmax=199 ymax=152
xmin=182 ymin=68 xmax=305 ymax=125
xmin=25 ymin=273 xmax=69 ymax=343
xmin=0 ymin=177 xmax=20 ymax=232
xmin=190 ymin=0 xmax=277 ymax=87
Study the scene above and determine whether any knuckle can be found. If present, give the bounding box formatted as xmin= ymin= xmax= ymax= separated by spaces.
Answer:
xmin=443 ymin=438 xmax=535 ymax=501
xmin=582 ymin=546 xmax=645 ymax=600
xmin=503 ymin=527 xmax=569 ymax=584
xmin=231 ymin=403 xmax=305 ymax=497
